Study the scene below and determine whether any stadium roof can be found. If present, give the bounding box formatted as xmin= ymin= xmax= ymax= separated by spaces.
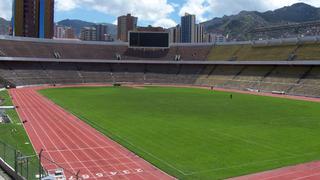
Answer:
xmin=1 ymin=57 xmax=320 ymax=65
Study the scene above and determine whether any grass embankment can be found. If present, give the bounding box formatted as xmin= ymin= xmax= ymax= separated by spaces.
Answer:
xmin=0 ymin=90 xmax=33 ymax=154
xmin=0 ymin=90 xmax=39 ymax=180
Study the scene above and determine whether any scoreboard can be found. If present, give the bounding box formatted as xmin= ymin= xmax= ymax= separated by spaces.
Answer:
xmin=129 ymin=32 xmax=169 ymax=48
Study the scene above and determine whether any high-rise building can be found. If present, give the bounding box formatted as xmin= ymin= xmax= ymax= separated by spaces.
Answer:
xmin=54 ymin=25 xmax=76 ymax=39
xmin=117 ymin=14 xmax=138 ymax=42
xmin=213 ymin=34 xmax=226 ymax=43
xmin=181 ymin=13 xmax=196 ymax=43
xmin=80 ymin=27 xmax=97 ymax=41
xmin=64 ymin=27 xmax=76 ymax=39
xmin=54 ymin=25 xmax=65 ymax=39
xmin=203 ymin=33 xmax=212 ymax=43
xmin=168 ymin=25 xmax=181 ymax=43
xmin=103 ymin=34 xmax=114 ymax=42
xmin=0 ymin=24 xmax=7 ymax=35
xmin=12 ymin=0 xmax=54 ymax=39
xmin=203 ymin=33 xmax=226 ymax=43
xmin=95 ymin=24 xmax=108 ymax=41
xmin=195 ymin=24 xmax=204 ymax=43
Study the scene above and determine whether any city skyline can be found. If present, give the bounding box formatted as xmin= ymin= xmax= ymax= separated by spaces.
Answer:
xmin=1 ymin=0 xmax=320 ymax=28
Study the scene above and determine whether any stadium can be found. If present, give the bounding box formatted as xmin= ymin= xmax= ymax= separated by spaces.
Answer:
xmin=0 ymin=33 xmax=320 ymax=180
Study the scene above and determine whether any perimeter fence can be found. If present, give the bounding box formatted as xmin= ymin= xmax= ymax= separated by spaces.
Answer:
xmin=0 ymin=141 xmax=81 ymax=180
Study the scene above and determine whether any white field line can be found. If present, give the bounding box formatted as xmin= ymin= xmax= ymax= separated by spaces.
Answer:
xmin=42 ymin=156 xmax=142 ymax=166
xmin=44 ymin=146 xmax=115 ymax=153
xmin=293 ymin=172 xmax=320 ymax=180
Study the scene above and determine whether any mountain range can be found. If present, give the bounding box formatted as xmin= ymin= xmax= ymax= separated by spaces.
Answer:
xmin=56 ymin=19 xmax=117 ymax=36
xmin=202 ymin=3 xmax=320 ymax=40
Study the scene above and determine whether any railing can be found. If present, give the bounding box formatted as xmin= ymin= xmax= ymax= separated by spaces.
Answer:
xmin=40 ymin=150 xmax=81 ymax=180
xmin=0 ymin=140 xmax=44 ymax=180
xmin=0 ymin=141 xmax=83 ymax=180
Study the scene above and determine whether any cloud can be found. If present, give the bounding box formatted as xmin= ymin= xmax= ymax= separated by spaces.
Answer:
xmin=180 ymin=0 xmax=320 ymax=23
xmin=0 ymin=0 xmax=177 ymax=28
xmin=179 ymin=0 xmax=210 ymax=22
xmin=153 ymin=18 xmax=177 ymax=28
xmin=55 ymin=0 xmax=177 ymax=28
xmin=56 ymin=0 xmax=79 ymax=11
xmin=0 ymin=0 xmax=12 ymax=20
xmin=266 ymin=0 xmax=320 ymax=9
xmin=1 ymin=0 xmax=320 ymax=27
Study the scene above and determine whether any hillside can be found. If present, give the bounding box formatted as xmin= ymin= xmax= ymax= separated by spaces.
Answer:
xmin=203 ymin=3 xmax=320 ymax=40
xmin=57 ymin=19 xmax=117 ymax=37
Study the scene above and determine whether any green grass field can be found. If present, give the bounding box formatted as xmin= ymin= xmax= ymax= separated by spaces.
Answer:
xmin=40 ymin=86 xmax=320 ymax=180
xmin=0 ymin=90 xmax=34 ymax=154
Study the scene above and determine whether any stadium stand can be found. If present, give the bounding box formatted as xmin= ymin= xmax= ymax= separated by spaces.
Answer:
xmin=3 ymin=61 xmax=51 ymax=85
xmin=40 ymin=62 xmax=84 ymax=84
xmin=236 ymin=45 xmax=297 ymax=61
xmin=0 ymin=39 xmax=127 ymax=59
xmin=112 ymin=64 xmax=145 ymax=83
xmin=0 ymin=36 xmax=320 ymax=97
xmin=207 ymin=45 xmax=244 ymax=61
xmin=295 ymin=43 xmax=320 ymax=60
xmin=207 ymin=40 xmax=320 ymax=61
xmin=175 ymin=65 xmax=205 ymax=84
xmin=288 ymin=66 xmax=320 ymax=97
xmin=206 ymin=66 xmax=268 ymax=90
xmin=122 ymin=49 xmax=172 ymax=60
xmin=201 ymin=65 xmax=244 ymax=88
xmin=145 ymin=64 xmax=180 ymax=84
xmin=0 ymin=61 xmax=319 ymax=97
xmin=175 ymin=45 xmax=212 ymax=61
xmin=207 ymin=44 xmax=299 ymax=61
xmin=1 ymin=37 xmax=320 ymax=61
xmin=76 ymin=63 xmax=113 ymax=83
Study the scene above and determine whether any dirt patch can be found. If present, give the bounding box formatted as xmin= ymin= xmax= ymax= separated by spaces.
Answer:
xmin=123 ymin=85 xmax=146 ymax=89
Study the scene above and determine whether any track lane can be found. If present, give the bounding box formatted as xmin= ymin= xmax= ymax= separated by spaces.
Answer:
xmin=10 ymin=87 xmax=174 ymax=180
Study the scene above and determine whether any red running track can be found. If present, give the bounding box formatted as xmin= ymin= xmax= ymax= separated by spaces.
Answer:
xmin=229 ymin=161 xmax=320 ymax=180
xmin=9 ymin=87 xmax=174 ymax=180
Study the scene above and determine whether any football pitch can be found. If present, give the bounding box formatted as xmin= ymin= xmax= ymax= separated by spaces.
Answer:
xmin=39 ymin=86 xmax=320 ymax=180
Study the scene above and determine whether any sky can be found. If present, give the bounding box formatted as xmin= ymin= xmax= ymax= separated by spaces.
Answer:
xmin=1 ymin=0 xmax=320 ymax=28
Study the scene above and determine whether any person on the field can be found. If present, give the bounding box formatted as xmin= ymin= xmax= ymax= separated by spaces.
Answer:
xmin=230 ymin=94 xmax=233 ymax=99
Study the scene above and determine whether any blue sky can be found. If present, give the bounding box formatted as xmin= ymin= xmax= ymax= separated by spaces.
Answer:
xmin=55 ymin=0 xmax=184 ymax=25
xmin=1 ymin=0 xmax=320 ymax=28
xmin=54 ymin=0 xmax=320 ymax=28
